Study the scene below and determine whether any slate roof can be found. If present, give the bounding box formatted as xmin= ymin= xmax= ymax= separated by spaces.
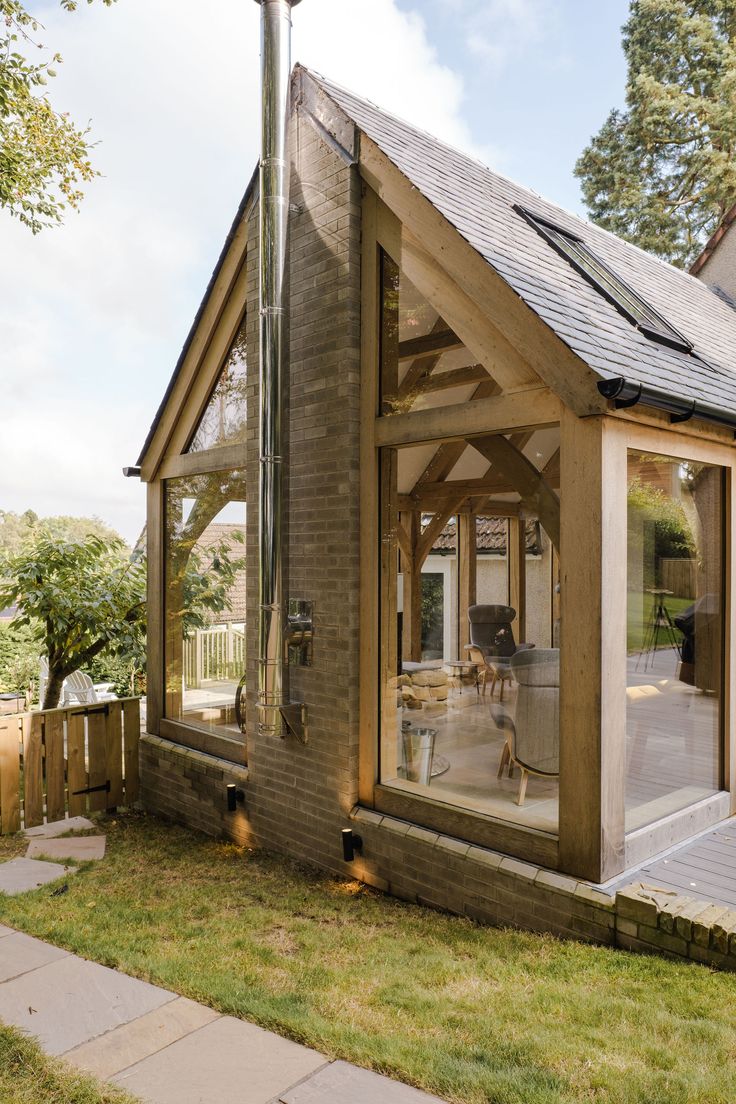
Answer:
xmin=307 ymin=69 xmax=736 ymax=419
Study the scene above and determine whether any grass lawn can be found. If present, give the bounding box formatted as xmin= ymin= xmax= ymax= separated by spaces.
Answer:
xmin=0 ymin=1021 xmax=135 ymax=1104
xmin=627 ymin=591 xmax=691 ymax=654
xmin=1 ymin=812 xmax=736 ymax=1104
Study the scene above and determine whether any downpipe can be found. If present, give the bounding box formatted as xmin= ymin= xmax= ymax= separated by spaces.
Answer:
xmin=254 ymin=0 xmax=307 ymax=742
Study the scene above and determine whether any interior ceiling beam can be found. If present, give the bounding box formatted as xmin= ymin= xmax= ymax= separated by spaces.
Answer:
xmin=395 ymin=494 xmax=520 ymax=516
xmin=407 ymin=379 xmax=501 ymax=494
xmin=469 ymin=434 xmax=560 ymax=549
xmin=400 ymin=232 xmax=539 ymax=393
xmin=414 ymin=364 xmax=490 ymax=395
xmin=389 ymin=364 xmax=492 ymax=416
xmin=398 ymin=329 xmax=463 ymax=361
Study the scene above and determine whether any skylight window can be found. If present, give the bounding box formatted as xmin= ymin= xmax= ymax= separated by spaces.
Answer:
xmin=514 ymin=205 xmax=693 ymax=354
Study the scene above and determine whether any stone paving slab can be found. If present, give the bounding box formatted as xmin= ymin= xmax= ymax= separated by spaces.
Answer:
xmin=26 ymin=835 xmax=107 ymax=861
xmin=0 ymin=931 xmax=68 ymax=982
xmin=64 ymin=996 xmax=220 ymax=1079
xmin=24 ymin=816 xmax=96 ymax=838
xmin=0 ymin=857 xmax=68 ymax=895
xmin=0 ymin=924 xmax=14 ymax=938
xmin=0 ymin=953 xmax=175 ymax=1055
xmin=111 ymin=1015 xmax=326 ymax=1104
xmin=279 ymin=1060 xmax=446 ymax=1104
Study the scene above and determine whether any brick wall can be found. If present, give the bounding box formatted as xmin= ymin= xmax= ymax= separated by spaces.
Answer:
xmin=140 ymin=735 xmax=250 ymax=846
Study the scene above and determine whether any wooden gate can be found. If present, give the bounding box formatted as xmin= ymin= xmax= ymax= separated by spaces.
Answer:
xmin=0 ymin=698 xmax=141 ymax=834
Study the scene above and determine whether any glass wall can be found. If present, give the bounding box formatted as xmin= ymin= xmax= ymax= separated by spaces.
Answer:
xmin=625 ymin=451 xmax=724 ymax=830
xmin=164 ymin=469 xmax=247 ymax=741
xmin=380 ymin=251 xmax=499 ymax=417
xmin=380 ymin=432 xmax=561 ymax=833
xmin=187 ymin=317 xmax=247 ymax=453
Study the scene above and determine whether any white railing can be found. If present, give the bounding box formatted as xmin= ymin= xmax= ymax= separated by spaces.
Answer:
xmin=183 ymin=626 xmax=245 ymax=688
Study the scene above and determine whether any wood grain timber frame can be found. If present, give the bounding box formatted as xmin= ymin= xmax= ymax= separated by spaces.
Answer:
xmin=358 ymin=169 xmax=736 ymax=880
xmin=136 ymin=195 xmax=253 ymax=763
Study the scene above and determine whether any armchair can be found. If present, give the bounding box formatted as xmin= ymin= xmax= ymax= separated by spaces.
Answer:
xmin=492 ymin=647 xmax=559 ymax=805
xmin=466 ymin=604 xmax=532 ymax=701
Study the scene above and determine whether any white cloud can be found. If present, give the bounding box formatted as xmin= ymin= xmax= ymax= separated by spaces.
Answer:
xmin=435 ymin=0 xmax=559 ymax=70
xmin=0 ymin=0 xmax=487 ymax=543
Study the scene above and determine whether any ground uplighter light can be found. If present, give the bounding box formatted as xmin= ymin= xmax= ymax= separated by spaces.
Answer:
xmin=341 ymin=828 xmax=363 ymax=863
xmin=226 ymin=784 xmax=245 ymax=812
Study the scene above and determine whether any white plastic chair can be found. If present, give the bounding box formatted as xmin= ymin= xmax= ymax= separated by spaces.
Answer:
xmin=62 ymin=670 xmax=117 ymax=706
xmin=39 ymin=659 xmax=117 ymax=708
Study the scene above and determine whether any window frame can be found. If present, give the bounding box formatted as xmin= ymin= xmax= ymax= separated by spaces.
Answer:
xmin=514 ymin=204 xmax=694 ymax=354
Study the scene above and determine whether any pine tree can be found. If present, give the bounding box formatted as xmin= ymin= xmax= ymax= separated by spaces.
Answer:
xmin=575 ymin=1 xmax=736 ymax=268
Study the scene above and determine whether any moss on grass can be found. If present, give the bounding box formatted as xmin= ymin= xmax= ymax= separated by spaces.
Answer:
xmin=1 ymin=811 xmax=735 ymax=1104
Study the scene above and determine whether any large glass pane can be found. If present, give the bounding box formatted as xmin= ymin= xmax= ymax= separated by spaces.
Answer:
xmin=165 ymin=470 xmax=247 ymax=741
xmin=380 ymin=429 xmax=561 ymax=833
xmin=187 ymin=317 xmax=247 ymax=452
xmin=626 ymin=452 xmax=724 ymax=831
xmin=379 ymin=250 xmax=497 ymax=416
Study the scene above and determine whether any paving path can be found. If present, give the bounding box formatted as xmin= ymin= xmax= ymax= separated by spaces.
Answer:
xmin=0 ymin=923 xmax=444 ymax=1103
xmin=0 ymin=816 xmax=444 ymax=1101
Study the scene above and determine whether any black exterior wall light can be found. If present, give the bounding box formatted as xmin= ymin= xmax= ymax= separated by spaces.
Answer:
xmin=341 ymin=828 xmax=363 ymax=862
xmin=226 ymin=784 xmax=245 ymax=812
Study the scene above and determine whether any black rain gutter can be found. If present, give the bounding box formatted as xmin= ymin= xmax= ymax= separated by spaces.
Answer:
xmin=598 ymin=377 xmax=736 ymax=433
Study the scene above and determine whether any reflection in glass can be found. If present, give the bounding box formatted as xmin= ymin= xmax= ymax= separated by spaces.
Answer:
xmin=380 ymin=432 xmax=561 ymax=833
xmin=379 ymin=250 xmax=495 ymax=416
xmin=626 ymin=452 xmax=723 ymax=830
xmin=187 ymin=319 xmax=247 ymax=452
xmin=165 ymin=470 xmax=247 ymax=740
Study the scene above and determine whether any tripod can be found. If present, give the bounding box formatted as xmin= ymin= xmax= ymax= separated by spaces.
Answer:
xmin=636 ymin=588 xmax=682 ymax=671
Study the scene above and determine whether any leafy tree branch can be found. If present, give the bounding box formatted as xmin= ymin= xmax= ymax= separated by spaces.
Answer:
xmin=0 ymin=0 xmax=115 ymax=232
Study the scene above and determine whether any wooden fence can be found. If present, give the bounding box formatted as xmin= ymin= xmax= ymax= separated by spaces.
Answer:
xmin=660 ymin=558 xmax=697 ymax=600
xmin=0 ymin=698 xmax=140 ymax=835
xmin=183 ymin=626 xmax=245 ymax=688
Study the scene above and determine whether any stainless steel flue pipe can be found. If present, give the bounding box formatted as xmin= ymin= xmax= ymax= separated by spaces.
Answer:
xmin=254 ymin=0 xmax=303 ymax=739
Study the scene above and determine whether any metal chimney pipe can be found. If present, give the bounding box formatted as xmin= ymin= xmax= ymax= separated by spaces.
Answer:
xmin=254 ymin=0 xmax=304 ymax=740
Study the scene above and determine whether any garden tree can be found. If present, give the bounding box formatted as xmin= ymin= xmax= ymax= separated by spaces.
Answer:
xmin=1 ymin=0 xmax=115 ymax=233
xmin=575 ymin=0 xmax=736 ymax=268
xmin=0 ymin=620 xmax=37 ymax=695
xmin=0 ymin=529 xmax=244 ymax=708
xmin=0 ymin=509 xmax=123 ymax=555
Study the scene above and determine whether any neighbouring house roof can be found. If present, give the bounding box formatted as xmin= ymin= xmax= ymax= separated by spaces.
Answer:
xmin=432 ymin=517 xmax=541 ymax=556
xmin=194 ymin=523 xmax=247 ymax=623
xmin=690 ymin=203 xmax=736 ymax=278
xmin=308 ymin=69 xmax=736 ymax=420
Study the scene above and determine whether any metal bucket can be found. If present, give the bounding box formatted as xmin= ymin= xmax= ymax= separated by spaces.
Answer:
xmin=402 ymin=727 xmax=437 ymax=785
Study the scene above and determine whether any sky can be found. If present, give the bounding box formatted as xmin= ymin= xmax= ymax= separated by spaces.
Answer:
xmin=0 ymin=0 xmax=630 ymax=544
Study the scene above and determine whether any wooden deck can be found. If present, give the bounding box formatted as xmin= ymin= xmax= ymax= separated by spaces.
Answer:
xmin=606 ymin=820 xmax=736 ymax=907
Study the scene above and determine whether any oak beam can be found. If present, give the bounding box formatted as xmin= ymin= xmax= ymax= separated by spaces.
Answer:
xmin=558 ymin=411 xmax=627 ymax=882
xmin=458 ymin=513 xmax=477 ymax=654
xmin=398 ymin=329 xmax=462 ymax=361
xmin=376 ymin=387 xmax=561 ymax=448
xmin=508 ymin=516 xmax=527 ymax=642
xmin=470 ymin=433 xmax=560 ymax=550
xmin=416 ymin=497 xmax=466 ymax=567
xmin=400 ymin=232 xmax=540 ymax=393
